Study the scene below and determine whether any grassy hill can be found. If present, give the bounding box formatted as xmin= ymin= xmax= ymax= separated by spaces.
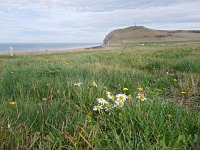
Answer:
xmin=0 ymin=41 xmax=200 ymax=149
xmin=103 ymin=26 xmax=200 ymax=46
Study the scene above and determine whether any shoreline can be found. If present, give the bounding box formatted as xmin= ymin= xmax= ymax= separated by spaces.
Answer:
xmin=0 ymin=45 xmax=105 ymax=56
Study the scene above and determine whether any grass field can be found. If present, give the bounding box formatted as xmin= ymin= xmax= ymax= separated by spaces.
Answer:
xmin=0 ymin=41 xmax=200 ymax=149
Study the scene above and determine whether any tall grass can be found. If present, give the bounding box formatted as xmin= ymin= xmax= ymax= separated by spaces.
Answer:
xmin=0 ymin=42 xmax=200 ymax=149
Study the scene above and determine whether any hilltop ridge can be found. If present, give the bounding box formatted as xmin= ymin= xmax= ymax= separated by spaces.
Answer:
xmin=103 ymin=26 xmax=200 ymax=46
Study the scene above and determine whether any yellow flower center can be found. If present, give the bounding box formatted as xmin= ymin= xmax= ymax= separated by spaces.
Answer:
xmin=112 ymin=96 xmax=116 ymax=100
xmin=137 ymin=88 xmax=143 ymax=92
xmin=140 ymin=94 xmax=145 ymax=99
xmin=118 ymin=101 xmax=123 ymax=107
xmin=119 ymin=96 xmax=124 ymax=100
xmin=128 ymin=94 xmax=132 ymax=99
xmin=105 ymin=105 xmax=112 ymax=109
xmin=96 ymin=105 xmax=101 ymax=110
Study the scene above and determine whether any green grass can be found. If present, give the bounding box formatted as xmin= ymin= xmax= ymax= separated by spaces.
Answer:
xmin=174 ymin=59 xmax=200 ymax=73
xmin=0 ymin=42 xmax=200 ymax=149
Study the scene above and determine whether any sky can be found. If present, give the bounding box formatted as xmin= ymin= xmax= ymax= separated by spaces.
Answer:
xmin=0 ymin=0 xmax=200 ymax=43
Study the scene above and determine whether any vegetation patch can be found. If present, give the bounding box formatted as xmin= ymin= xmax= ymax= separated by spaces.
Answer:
xmin=0 ymin=41 xmax=200 ymax=149
xmin=174 ymin=59 xmax=200 ymax=73
xmin=143 ymin=61 xmax=164 ymax=71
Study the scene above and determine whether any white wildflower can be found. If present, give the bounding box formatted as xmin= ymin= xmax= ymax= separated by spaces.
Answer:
xmin=8 ymin=124 xmax=11 ymax=129
xmin=74 ymin=82 xmax=82 ymax=86
xmin=114 ymin=100 xmax=124 ymax=108
xmin=116 ymin=94 xmax=128 ymax=102
xmin=136 ymin=93 xmax=146 ymax=101
xmin=97 ymin=98 xmax=109 ymax=106
xmin=107 ymin=92 xmax=114 ymax=100
xmin=93 ymin=105 xmax=103 ymax=112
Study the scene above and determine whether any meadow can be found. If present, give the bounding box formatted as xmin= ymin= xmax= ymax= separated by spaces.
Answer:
xmin=0 ymin=41 xmax=200 ymax=149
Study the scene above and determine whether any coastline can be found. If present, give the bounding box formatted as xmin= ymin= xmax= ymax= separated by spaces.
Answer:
xmin=0 ymin=45 xmax=105 ymax=56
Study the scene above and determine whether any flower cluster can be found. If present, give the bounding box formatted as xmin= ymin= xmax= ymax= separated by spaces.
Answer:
xmin=93 ymin=93 xmax=128 ymax=112
xmin=93 ymin=87 xmax=147 ymax=112
xmin=136 ymin=88 xmax=146 ymax=101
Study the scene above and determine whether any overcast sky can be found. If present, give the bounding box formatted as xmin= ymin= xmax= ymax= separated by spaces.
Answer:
xmin=0 ymin=0 xmax=200 ymax=43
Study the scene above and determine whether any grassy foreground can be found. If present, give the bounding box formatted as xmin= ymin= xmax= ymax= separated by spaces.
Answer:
xmin=0 ymin=41 xmax=200 ymax=149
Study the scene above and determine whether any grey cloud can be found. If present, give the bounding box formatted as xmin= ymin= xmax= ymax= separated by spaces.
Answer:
xmin=0 ymin=0 xmax=197 ymax=12
xmin=0 ymin=0 xmax=199 ymax=43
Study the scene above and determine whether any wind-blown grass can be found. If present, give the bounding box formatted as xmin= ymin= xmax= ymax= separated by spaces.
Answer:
xmin=174 ymin=59 xmax=200 ymax=73
xmin=0 ymin=41 xmax=200 ymax=149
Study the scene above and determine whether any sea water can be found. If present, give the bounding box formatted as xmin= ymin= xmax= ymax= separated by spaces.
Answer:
xmin=0 ymin=43 xmax=100 ymax=54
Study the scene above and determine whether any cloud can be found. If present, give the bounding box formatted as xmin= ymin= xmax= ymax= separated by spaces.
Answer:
xmin=0 ymin=0 xmax=199 ymax=43
xmin=0 ymin=0 xmax=196 ymax=12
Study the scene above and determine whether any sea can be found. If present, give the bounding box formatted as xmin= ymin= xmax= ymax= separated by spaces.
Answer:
xmin=0 ymin=43 xmax=101 ymax=54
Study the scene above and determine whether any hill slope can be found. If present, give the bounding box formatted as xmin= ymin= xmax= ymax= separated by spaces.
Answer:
xmin=103 ymin=26 xmax=200 ymax=46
